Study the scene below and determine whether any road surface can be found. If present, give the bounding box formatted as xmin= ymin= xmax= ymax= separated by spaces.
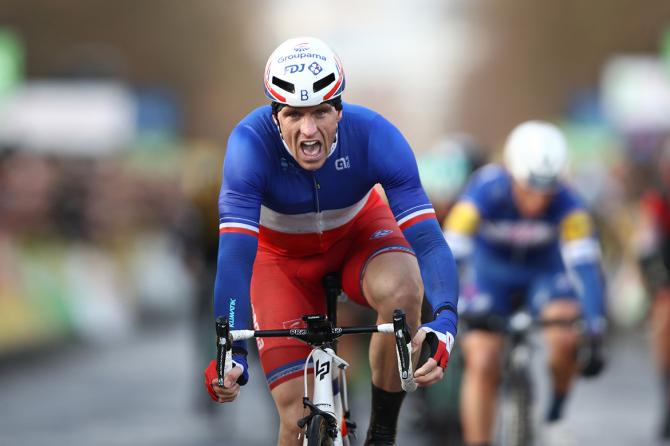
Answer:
xmin=0 ymin=319 xmax=663 ymax=446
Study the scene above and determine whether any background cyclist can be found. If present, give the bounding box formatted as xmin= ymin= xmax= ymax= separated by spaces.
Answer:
xmin=203 ymin=37 xmax=459 ymax=446
xmin=443 ymin=120 xmax=607 ymax=446
xmin=636 ymin=138 xmax=670 ymax=441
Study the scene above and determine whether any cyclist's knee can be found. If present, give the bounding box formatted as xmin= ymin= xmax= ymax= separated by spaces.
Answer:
xmin=541 ymin=299 xmax=579 ymax=321
xmin=462 ymin=331 xmax=503 ymax=380
xmin=542 ymin=300 xmax=580 ymax=353
xmin=365 ymin=271 xmax=422 ymax=317
xmin=362 ymin=252 xmax=423 ymax=313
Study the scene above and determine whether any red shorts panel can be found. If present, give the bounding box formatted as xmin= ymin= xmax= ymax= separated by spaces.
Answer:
xmin=250 ymin=201 xmax=412 ymax=389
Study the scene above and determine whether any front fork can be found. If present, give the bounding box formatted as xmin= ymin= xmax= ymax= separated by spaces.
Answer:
xmin=300 ymin=347 xmax=353 ymax=445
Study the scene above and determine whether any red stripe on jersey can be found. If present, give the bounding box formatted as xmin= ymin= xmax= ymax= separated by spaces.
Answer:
xmin=399 ymin=211 xmax=435 ymax=231
xmin=219 ymin=227 xmax=259 ymax=237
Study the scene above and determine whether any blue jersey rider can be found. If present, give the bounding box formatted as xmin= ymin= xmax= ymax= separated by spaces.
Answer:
xmin=443 ymin=121 xmax=607 ymax=446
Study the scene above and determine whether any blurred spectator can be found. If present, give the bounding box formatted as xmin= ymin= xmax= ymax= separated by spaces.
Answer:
xmin=176 ymin=141 xmax=224 ymax=411
xmin=417 ymin=134 xmax=488 ymax=223
xmin=0 ymin=143 xmax=192 ymax=354
xmin=635 ymin=137 xmax=670 ymax=441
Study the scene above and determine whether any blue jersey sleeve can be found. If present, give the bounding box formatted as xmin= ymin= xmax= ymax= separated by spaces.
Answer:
xmin=368 ymin=115 xmax=459 ymax=329
xmin=368 ymin=115 xmax=432 ymax=217
xmin=557 ymin=197 xmax=608 ymax=334
xmin=214 ymin=124 xmax=269 ymax=346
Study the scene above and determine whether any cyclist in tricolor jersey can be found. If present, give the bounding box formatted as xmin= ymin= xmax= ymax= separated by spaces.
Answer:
xmin=203 ymin=36 xmax=459 ymax=446
xmin=443 ymin=121 xmax=607 ymax=446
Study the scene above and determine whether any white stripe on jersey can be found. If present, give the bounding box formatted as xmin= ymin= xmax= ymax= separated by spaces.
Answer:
xmin=260 ymin=190 xmax=371 ymax=234
xmin=219 ymin=222 xmax=260 ymax=233
xmin=479 ymin=220 xmax=555 ymax=247
xmin=561 ymin=238 xmax=601 ymax=265
xmin=397 ymin=208 xmax=434 ymax=226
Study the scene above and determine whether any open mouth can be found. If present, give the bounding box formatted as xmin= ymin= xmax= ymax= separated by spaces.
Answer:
xmin=300 ymin=140 xmax=323 ymax=160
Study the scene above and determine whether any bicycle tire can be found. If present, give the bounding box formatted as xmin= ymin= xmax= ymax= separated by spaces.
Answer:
xmin=498 ymin=367 xmax=533 ymax=446
xmin=306 ymin=414 xmax=335 ymax=446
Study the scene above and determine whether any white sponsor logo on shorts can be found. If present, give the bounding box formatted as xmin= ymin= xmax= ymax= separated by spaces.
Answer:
xmin=370 ymin=229 xmax=393 ymax=239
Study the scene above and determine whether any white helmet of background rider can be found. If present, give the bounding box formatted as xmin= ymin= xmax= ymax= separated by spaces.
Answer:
xmin=264 ymin=36 xmax=345 ymax=107
xmin=504 ymin=120 xmax=568 ymax=191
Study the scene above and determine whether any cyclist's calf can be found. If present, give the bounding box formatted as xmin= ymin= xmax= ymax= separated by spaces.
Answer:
xmin=272 ymin=377 xmax=313 ymax=446
xmin=461 ymin=330 xmax=505 ymax=443
xmin=541 ymin=300 xmax=581 ymax=393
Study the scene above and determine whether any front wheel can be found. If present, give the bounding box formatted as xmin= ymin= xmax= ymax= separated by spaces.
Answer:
xmin=306 ymin=414 xmax=336 ymax=446
xmin=497 ymin=367 xmax=533 ymax=446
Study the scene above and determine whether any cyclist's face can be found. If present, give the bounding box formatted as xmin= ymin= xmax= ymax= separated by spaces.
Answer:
xmin=276 ymin=103 xmax=342 ymax=171
xmin=512 ymin=181 xmax=554 ymax=218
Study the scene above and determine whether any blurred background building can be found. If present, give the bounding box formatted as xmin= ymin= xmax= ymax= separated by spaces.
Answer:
xmin=1 ymin=1 xmax=670 ymax=445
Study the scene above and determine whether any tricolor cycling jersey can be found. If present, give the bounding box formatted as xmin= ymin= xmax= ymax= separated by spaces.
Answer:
xmin=215 ymin=103 xmax=458 ymax=338
xmin=444 ymin=164 xmax=606 ymax=332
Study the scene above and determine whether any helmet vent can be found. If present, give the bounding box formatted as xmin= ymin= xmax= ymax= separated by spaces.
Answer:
xmin=272 ymin=76 xmax=295 ymax=93
xmin=313 ymin=73 xmax=335 ymax=93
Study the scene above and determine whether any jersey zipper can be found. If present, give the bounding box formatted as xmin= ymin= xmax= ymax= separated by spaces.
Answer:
xmin=312 ymin=174 xmax=325 ymax=245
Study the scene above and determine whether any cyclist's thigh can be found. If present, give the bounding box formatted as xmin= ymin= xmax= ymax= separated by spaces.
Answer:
xmin=530 ymin=270 xmax=580 ymax=347
xmin=528 ymin=269 xmax=578 ymax=316
xmin=340 ymin=202 xmax=414 ymax=307
xmin=251 ymin=248 xmax=339 ymax=391
xmin=460 ymin=262 xmax=521 ymax=328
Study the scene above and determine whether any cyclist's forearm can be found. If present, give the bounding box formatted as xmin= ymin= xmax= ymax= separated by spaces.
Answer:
xmin=214 ymin=233 xmax=258 ymax=344
xmin=561 ymin=237 xmax=607 ymax=333
xmin=570 ymin=261 xmax=607 ymax=333
xmin=403 ymin=218 xmax=459 ymax=332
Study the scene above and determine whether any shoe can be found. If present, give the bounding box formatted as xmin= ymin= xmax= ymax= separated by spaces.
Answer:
xmin=541 ymin=420 xmax=576 ymax=446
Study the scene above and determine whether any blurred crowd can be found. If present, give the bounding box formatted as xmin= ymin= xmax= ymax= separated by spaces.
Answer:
xmin=0 ymin=28 xmax=668 ymax=383
xmin=1 ymin=10 xmax=670 ymax=445
xmin=0 ymin=146 xmax=198 ymax=352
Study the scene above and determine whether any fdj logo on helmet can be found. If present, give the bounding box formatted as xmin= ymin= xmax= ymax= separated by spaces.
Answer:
xmin=284 ymin=64 xmax=305 ymax=74
xmin=308 ymin=62 xmax=322 ymax=75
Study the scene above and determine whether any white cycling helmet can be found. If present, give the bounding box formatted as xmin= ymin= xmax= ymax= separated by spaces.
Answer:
xmin=504 ymin=120 xmax=568 ymax=190
xmin=264 ymin=36 xmax=345 ymax=107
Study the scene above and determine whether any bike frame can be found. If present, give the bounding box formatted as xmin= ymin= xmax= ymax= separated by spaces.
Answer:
xmin=215 ymin=313 xmax=415 ymax=445
xmin=306 ymin=341 xmax=359 ymax=445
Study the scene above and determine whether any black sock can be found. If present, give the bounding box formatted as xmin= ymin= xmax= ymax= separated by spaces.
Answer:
xmin=546 ymin=391 xmax=566 ymax=422
xmin=365 ymin=384 xmax=405 ymax=445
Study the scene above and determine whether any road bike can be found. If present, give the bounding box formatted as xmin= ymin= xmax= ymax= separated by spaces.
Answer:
xmin=215 ymin=273 xmax=417 ymax=446
xmin=413 ymin=300 xmax=580 ymax=446
xmin=494 ymin=309 xmax=580 ymax=446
